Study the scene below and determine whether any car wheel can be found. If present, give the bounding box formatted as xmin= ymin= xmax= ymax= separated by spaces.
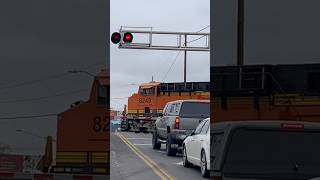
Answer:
xmin=152 ymin=130 xmax=161 ymax=150
xmin=166 ymin=133 xmax=177 ymax=156
xmin=182 ymin=145 xmax=192 ymax=167
xmin=200 ymin=150 xmax=210 ymax=178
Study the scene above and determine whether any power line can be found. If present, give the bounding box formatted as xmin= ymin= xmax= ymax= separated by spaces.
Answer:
xmin=187 ymin=25 xmax=210 ymax=44
xmin=111 ymin=83 xmax=139 ymax=88
xmin=161 ymin=25 xmax=210 ymax=82
xmin=0 ymin=88 xmax=89 ymax=104
xmin=187 ymin=35 xmax=207 ymax=44
xmin=161 ymin=52 xmax=182 ymax=82
xmin=0 ymin=61 xmax=105 ymax=91
xmin=0 ymin=113 xmax=57 ymax=120
xmin=196 ymin=25 xmax=210 ymax=32
xmin=0 ymin=73 xmax=69 ymax=91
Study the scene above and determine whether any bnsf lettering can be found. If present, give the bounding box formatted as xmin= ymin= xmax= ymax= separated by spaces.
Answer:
xmin=138 ymin=98 xmax=151 ymax=103
xmin=93 ymin=116 xmax=109 ymax=132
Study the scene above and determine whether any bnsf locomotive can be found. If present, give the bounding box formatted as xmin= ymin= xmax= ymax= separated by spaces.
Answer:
xmin=121 ymin=81 xmax=210 ymax=132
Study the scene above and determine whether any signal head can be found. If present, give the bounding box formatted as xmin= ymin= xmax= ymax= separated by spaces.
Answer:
xmin=123 ymin=32 xmax=133 ymax=43
xmin=111 ymin=32 xmax=121 ymax=44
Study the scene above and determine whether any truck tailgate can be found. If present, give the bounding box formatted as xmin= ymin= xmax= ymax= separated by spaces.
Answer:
xmin=179 ymin=117 xmax=205 ymax=130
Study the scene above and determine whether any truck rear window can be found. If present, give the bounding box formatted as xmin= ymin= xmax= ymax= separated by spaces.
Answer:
xmin=179 ymin=102 xmax=209 ymax=117
xmin=223 ymin=128 xmax=320 ymax=179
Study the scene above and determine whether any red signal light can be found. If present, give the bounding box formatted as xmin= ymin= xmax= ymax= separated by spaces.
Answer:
xmin=123 ymin=32 xmax=133 ymax=43
xmin=111 ymin=32 xmax=121 ymax=44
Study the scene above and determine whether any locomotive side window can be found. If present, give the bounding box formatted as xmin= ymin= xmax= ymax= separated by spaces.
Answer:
xmin=141 ymin=87 xmax=155 ymax=96
xmin=97 ymin=84 xmax=108 ymax=106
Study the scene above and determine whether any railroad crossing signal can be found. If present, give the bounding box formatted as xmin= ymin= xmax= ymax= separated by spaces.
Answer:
xmin=111 ymin=26 xmax=210 ymax=51
xmin=111 ymin=26 xmax=210 ymax=89
xmin=111 ymin=32 xmax=133 ymax=44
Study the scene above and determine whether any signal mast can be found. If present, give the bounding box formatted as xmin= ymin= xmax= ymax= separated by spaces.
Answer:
xmin=111 ymin=26 xmax=210 ymax=87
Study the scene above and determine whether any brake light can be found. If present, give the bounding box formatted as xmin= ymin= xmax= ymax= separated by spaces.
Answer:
xmin=213 ymin=176 xmax=222 ymax=180
xmin=281 ymin=123 xmax=304 ymax=130
xmin=174 ymin=117 xmax=180 ymax=129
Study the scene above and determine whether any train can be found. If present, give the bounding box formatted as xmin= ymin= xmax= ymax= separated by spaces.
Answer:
xmin=212 ymin=63 xmax=320 ymax=122
xmin=120 ymin=81 xmax=210 ymax=132
xmin=52 ymin=69 xmax=109 ymax=175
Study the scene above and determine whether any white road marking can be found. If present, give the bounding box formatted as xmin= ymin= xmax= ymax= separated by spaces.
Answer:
xmin=175 ymin=161 xmax=183 ymax=166
xmin=157 ymin=151 xmax=166 ymax=154
xmin=133 ymin=143 xmax=152 ymax=146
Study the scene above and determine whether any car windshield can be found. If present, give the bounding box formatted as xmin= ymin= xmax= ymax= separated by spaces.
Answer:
xmin=179 ymin=102 xmax=209 ymax=117
xmin=223 ymin=128 xmax=320 ymax=180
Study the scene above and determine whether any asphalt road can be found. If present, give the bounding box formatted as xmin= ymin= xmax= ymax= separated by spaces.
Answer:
xmin=110 ymin=130 xmax=209 ymax=180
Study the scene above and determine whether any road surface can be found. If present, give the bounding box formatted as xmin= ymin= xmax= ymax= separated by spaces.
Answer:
xmin=110 ymin=131 xmax=208 ymax=180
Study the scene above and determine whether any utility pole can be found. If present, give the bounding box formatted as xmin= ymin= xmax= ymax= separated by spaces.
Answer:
xmin=237 ymin=0 xmax=245 ymax=66
xmin=184 ymin=35 xmax=187 ymax=89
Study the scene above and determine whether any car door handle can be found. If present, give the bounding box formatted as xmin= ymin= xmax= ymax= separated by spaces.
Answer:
xmin=200 ymin=140 xmax=204 ymax=141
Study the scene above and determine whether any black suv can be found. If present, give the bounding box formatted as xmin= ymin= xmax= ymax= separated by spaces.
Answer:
xmin=211 ymin=121 xmax=320 ymax=180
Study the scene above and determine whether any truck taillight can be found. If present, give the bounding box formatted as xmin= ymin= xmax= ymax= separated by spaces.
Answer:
xmin=174 ymin=117 xmax=180 ymax=129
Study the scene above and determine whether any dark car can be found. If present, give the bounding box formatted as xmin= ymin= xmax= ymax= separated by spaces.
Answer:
xmin=211 ymin=121 xmax=320 ymax=180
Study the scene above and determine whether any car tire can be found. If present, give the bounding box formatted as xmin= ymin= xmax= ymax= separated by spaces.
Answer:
xmin=152 ymin=130 xmax=161 ymax=150
xmin=182 ymin=145 xmax=192 ymax=168
xmin=166 ymin=133 xmax=177 ymax=156
xmin=200 ymin=150 xmax=210 ymax=178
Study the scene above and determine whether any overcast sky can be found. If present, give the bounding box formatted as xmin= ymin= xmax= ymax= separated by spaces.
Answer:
xmin=2 ymin=0 xmax=320 ymax=156
xmin=212 ymin=0 xmax=320 ymax=66
xmin=0 ymin=0 xmax=107 ymax=155
xmin=110 ymin=0 xmax=211 ymax=111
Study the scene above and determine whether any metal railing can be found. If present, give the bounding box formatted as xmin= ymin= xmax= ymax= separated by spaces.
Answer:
xmin=212 ymin=67 xmax=284 ymax=94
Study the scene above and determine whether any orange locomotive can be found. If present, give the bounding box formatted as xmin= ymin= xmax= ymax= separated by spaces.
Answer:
xmin=212 ymin=64 xmax=320 ymax=123
xmin=52 ymin=70 xmax=109 ymax=175
xmin=121 ymin=81 xmax=210 ymax=132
